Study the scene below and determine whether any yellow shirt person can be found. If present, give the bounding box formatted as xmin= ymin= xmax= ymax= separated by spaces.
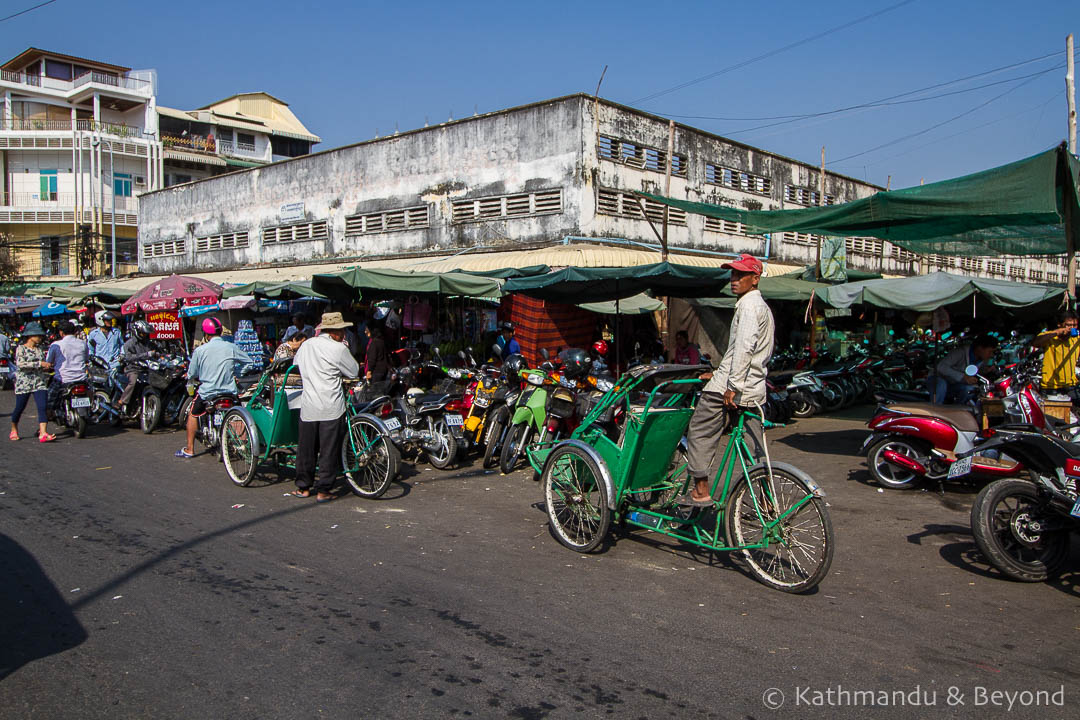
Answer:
xmin=1033 ymin=313 xmax=1080 ymax=391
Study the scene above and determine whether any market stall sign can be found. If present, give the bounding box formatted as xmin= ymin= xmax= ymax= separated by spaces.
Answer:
xmin=147 ymin=310 xmax=182 ymax=340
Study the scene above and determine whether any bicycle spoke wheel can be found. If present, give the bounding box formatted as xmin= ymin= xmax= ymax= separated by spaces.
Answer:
xmin=725 ymin=463 xmax=833 ymax=593
xmin=543 ymin=444 xmax=610 ymax=553
xmin=222 ymin=410 xmax=258 ymax=487
xmin=343 ymin=416 xmax=400 ymax=498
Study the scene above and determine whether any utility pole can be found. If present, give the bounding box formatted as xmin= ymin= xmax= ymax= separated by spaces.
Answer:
xmin=815 ymin=146 xmax=825 ymax=280
xmin=1067 ymin=33 xmax=1077 ymax=300
xmin=661 ymin=119 xmax=675 ymax=261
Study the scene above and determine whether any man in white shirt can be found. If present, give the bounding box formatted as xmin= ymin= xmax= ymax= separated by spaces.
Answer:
xmin=290 ymin=312 xmax=360 ymax=503
xmin=681 ymin=254 xmax=775 ymax=506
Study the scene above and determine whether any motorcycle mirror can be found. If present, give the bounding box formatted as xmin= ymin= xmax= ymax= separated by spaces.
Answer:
xmin=434 ymin=346 xmax=441 ymax=356
xmin=540 ymin=348 xmax=550 ymax=360
xmin=458 ymin=350 xmax=466 ymax=359
xmin=1011 ymin=330 xmax=1019 ymax=337
xmin=467 ymin=346 xmax=474 ymax=354
xmin=491 ymin=343 xmax=502 ymax=357
xmin=964 ymin=364 xmax=979 ymax=377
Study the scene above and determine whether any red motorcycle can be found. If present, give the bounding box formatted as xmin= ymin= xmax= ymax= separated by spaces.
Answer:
xmin=862 ymin=364 xmax=1050 ymax=490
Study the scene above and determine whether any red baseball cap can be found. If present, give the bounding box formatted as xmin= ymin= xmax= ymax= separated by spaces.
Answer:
xmin=721 ymin=253 xmax=763 ymax=275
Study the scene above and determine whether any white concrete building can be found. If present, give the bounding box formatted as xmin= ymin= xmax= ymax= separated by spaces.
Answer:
xmin=1 ymin=48 xmax=165 ymax=282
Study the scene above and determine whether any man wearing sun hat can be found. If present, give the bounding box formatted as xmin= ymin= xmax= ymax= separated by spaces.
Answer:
xmin=681 ymin=253 xmax=775 ymax=506
xmin=289 ymin=311 xmax=360 ymax=503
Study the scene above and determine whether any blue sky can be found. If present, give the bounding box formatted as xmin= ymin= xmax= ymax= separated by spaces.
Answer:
xmin=3 ymin=0 xmax=1077 ymax=189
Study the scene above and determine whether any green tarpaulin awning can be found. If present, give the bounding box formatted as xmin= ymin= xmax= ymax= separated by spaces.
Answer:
xmin=464 ymin=264 xmax=551 ymax=279
xmin=638 ymin=143 xmax=1080 ymax=257
xmin=501 ymin=262 xmax=731 ymax=303
xmin=44 ymin=285 xmax=135 ymax=304
xmin=781 ymin=265 xmax=881 ymax=283
xmin=815 ymin=271 xmax=1066 ymax=312
xmin=311 ymin=268 xmax=503 ymax=299
xmin=578 ymin=293 xmax=666 ymax=315
xmin=695 ymin=276 xmax=826 ymax=309
xmin=222 ymin=281 xmax=327 ymax=300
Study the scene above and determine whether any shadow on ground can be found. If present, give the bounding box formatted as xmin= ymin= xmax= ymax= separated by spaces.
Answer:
xmin=0 ymin=533 xmax=87 ymax=680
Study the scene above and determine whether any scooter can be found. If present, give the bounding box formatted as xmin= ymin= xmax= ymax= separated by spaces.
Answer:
xmin=862 ymin=364 xmax=1043 ymax=490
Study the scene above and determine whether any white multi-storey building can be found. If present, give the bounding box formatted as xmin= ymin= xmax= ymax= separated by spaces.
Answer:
xmin=0 ymin=48 xmax=165 ymax=283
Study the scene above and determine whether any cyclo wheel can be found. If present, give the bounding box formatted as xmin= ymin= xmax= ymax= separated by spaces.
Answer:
xmin=221 ymin=409 xmax=258 ymax=487
xmin=725 ymin=462 xmax=834 ymax=593
xmin=542 ymin=444 xmax=611 ymax=553
xmin=343 ymin=415 xmax=400 ymax=498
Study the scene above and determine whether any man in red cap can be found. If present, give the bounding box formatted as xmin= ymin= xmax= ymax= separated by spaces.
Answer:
xmin=681 ymin=253 xmax=774 ymax=506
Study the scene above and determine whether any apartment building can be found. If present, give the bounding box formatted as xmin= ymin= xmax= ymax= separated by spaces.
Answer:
xmin=159 ymin=92 xmax=320 ymax=187
xmin=0 ymin=48 xmax=165 ymax=284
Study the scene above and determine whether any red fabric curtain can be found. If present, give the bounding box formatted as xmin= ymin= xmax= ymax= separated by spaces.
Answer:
xmin=500 ymin=294 xmax=596 ymax=366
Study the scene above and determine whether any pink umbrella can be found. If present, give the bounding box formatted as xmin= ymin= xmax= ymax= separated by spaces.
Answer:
xmin=121 ymin=274 xmax=223 ymax=315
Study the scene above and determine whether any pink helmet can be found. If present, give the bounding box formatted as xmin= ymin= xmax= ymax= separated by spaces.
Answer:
xmin=202 ymin=317 xmax=223 ymax=336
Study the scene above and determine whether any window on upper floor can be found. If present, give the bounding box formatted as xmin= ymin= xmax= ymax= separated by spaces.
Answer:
xmin=262 ymin=220 xmax=329 ymax=245
xmin=784 ymin=184 xmax=835 ymax=206
xmin=452 ymin=189 xmax=563 ymax=223
xmin=237 ymin=133 xmax=256 ymax=151
xmin=705 ymin=164 xmax=772 ymax=196
xmin=597 ymin=135 xmax=688 ymax=178
xmin=595 ymin=187 xmax=687 ymax=225
xmin=39 ymin=170 xmax=57 ymax=201
xmin=114 ymin=173 xmax=132 ymax=198
xmin=345 ymin=205 xmax=430 ymax=235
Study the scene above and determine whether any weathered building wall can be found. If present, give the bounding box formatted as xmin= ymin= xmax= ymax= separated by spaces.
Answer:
xmin=138 ymin=97 xmax=584 ymax=273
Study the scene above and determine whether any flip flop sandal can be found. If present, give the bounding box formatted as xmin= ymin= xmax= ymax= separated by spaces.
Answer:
xmin=315 ymin=494 xmax=334 ymax=504
xmin=174 ymin=448 xmax=194 ymax=458
xmin=9 ymin=430 xmax=18 ymax=441
xmin=38 ymin=433 xmax=56 ymax=443
xmin=289 ymin=489 xmax=312 ymax=498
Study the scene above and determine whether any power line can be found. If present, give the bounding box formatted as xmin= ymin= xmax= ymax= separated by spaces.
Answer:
xmin=832 ymin=91 xmax=1061 ymax=171
xmin=630 ymin=0 xmax=919 ymax=105
xmin=659 ymin=50 xmax=1065 ymax=125
xmin=0 ymin=0 xmax=57 ymax=23
xmin=828 ymin=71 xmax=1047 ymax=165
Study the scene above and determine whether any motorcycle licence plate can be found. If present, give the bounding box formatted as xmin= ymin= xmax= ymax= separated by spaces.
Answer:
xmin=1071 ymin=499 xmax=1080 ymax=518
xmin=445 ymin=414 xmax=464 ymax=427
xmin=948 ymin=456 xmax=972 ymax=479
xmin=384 ymin=417 xmax=402 ymax=431
xmin=70 ymin=397 xmax=91 ymax=408
xmin=213 ymin=414 xmax=224 ymax=427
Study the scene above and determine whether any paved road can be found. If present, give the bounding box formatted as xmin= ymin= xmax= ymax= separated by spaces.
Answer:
xmin=1 ymin=395 xmax=1077 ymax=719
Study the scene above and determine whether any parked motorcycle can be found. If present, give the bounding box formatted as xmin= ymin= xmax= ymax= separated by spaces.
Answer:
xmin=180 ymin=386 xmax=241 ymax=455
xmin=956 ymin=427 xmax=1080 ymax=582
xmin=0 ymin=354 xmax=13 ymax=390
xmin=55 ymin=379 xmax=94 ymax=438
xmin=140 ymin=356 xmax=188 ymax=434
xmin=862 ymin=364 xmax=1048 ymax=490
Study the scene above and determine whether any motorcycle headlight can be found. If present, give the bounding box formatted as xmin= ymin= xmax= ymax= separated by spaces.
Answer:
xmin=596 ymin=378 xmax=614 ymax=392
xmin=526 ymin=374 xmax=544 ymax=386
xmin=448 ymin=369 xmax=462 ymax=379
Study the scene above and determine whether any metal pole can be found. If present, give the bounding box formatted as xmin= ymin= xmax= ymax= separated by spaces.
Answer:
xmin=661 ymin=119 xmax=674 ymax=261
xmin=109 ymin=141 xmax=116 ymax=278
xmin=815 ymin=146 xmax=825 ymax=281
xmin=1067 ymin=34 xmax=1077 ymax=300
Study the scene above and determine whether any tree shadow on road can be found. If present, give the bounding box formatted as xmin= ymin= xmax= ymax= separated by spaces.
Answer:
xmin=0 ymin=533 xmax=87 ymax=681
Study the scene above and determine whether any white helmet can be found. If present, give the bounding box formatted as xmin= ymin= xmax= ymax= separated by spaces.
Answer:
xmin=406 ymin=387 xmax=425 ymax=406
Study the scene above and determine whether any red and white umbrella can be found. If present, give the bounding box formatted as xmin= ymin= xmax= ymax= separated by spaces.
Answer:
xmin=121 ymin=274 xmax=223 ymax=315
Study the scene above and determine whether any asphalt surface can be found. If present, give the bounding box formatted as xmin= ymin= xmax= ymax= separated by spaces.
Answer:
xmin=1 ymin=394 xmax=1078 ymax=720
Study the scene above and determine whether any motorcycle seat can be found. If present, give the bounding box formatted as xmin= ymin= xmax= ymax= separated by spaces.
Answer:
xmin=413 ymin=393 xmax=450 ymax=406
xmin=888 ymin=403 xmax=979 ymax=433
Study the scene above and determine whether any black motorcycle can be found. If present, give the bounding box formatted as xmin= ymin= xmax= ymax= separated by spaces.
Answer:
xmin=956 ymin=426 xmax=1080 ymax=582
xmin=55 ymin=379 xmax=94 ymax=438
xmin=180 ymin=386 xmax=241 ymax=455
xmin=140 ymin=356 xmax=188 ymax=434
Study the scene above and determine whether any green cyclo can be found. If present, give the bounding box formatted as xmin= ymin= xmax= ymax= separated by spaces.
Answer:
xmin=534 ymin=364 xmax=835 ymax=594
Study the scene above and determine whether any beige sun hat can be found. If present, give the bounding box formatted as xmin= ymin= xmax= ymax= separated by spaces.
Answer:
xmin=320 ymin=311 xmax=354 ymax=330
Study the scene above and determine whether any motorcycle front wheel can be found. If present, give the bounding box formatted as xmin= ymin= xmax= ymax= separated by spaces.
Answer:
xmin=499 ymin=423 xmax=531 ymax=474
xmin=971 ymin=478 xmax=1070 ymax=582
xmin=141 ymin=391 xmax=162 ymax=434
xmin=481 ymin=408 xmax=507 ymax=469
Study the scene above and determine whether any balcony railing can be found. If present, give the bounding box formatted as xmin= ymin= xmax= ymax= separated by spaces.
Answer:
xmin=162 ymin=133 xmax=216 ymax=153
xmin=1 ymin=68 xmax=152 ymax=94
xmin=218 ymin=141 xmax=259 ymax=158
xmin=1 ymin=192 xmax=138 ymax=212
xmin=0 ymin=117 xmax=147 ymax=138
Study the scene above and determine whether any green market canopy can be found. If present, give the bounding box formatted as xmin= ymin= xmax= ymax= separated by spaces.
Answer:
xmin=695 ymin=276 xmax=826 ymax=309
xmin=781 ymin=265 xmax=881 ymax=283
xmin=43 ymin=285 xmax=135 ymax=305
xmin=578 ymin=293 xmax=666 ymax=315
xmin=815 ymin=271 xmax=1066 ymax=312
xmin=638 ymin=143 xmax=1080 ymax=257
xmin=501 ymin=262 xmax=731 ymax=304
xmin=463 ymin=264 xmax=551 ymax=279
xmin=311 ymin=268 xmax=503 ymax=300
xmin=222 ymin=281 xmax=327 ymax=300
